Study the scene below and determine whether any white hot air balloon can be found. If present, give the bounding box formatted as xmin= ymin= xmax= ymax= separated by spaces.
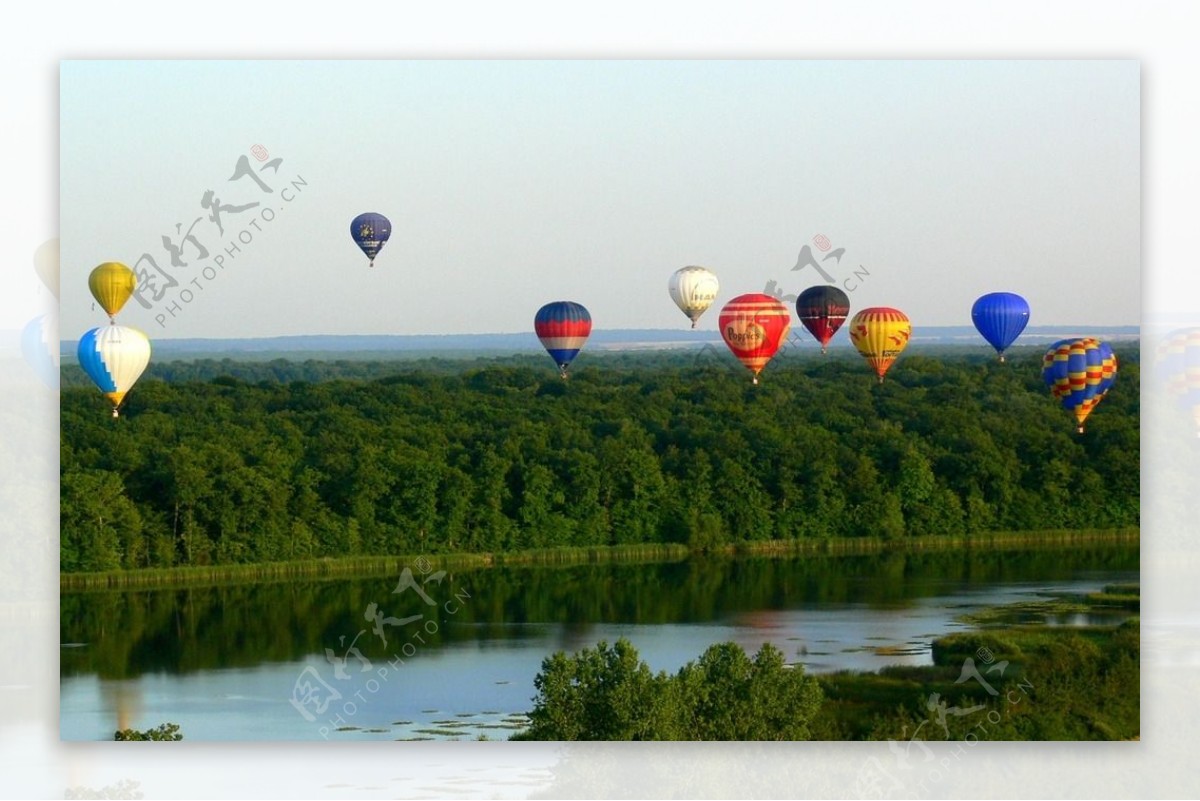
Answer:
xmin=668 ymin=265 xmax=720 ymax=328
xmin=77 ymin=325 xmax=152 ymax=417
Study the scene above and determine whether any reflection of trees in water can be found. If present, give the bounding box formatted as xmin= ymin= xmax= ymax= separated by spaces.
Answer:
xmin=61 ymin=546 xmax=1137 ymax=680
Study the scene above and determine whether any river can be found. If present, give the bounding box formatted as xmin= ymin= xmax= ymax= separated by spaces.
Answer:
xmin=60 ymin=544 xmax=1138 ymax=741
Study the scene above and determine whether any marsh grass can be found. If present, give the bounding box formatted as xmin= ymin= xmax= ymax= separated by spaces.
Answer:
xmin=61 ymin=529 xmax=1136 ymax=592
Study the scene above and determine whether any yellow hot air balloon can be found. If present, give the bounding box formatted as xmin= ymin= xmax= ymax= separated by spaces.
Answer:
xmin=88 ymin=262 xmax=137 ymax=321
xmin=34 ymin=238 xmax=59 ymax=298
xmin=848 ymin=307 xmax=911 ymax=382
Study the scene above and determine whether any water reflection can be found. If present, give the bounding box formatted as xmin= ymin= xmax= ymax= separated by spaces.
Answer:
xmin=61 ymin=546 xmax=1138 ymax=680
xmin=60 ymin=546 xmax=1138 ymax=740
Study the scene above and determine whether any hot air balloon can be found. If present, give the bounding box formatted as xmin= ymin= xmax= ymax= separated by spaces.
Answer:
xmin=1041 ymin=337 xmax=1118 ymax=434
xmin=350 ymin=212 xmax=392 ymax=267
xmin=88 ymin=262 xmax=137 ymax=321
xmin=668 ymin=266 xmax=720 ymax=329
xmin=848 ymin=307 xmax=911 ymax=382
xmin=1156 ymin=328 xmax=1200 ymax=436
xmin=534 ymin=301 xmax=592 ymax=379
xmin=34 ymin=238 xmax=59 ymax=299
xmin=796 ymin=285 xmax=850 ymax=354
xmin=77 ymin=325 xmax=152 ymax=417
xmin=21 ymin=312 xmax=59 ymax=390
xmin=972 ymin=292 xmax=1030 ymax=362
xmin=718 ymin=293 xmax=791 ymax=384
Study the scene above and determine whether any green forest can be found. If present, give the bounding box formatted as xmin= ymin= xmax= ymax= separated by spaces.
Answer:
xmin=60 ymin=348 xmax=1140 ymax=573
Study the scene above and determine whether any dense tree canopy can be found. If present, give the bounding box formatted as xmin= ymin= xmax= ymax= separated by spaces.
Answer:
xmin=515 ymin=638 xmax=825 ymax=740
xmin=60 ymin=348 xmax=1139 ymax=572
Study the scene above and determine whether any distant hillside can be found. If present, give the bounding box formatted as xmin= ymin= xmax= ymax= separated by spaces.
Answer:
xmin=56 ymin=325 xmax=1140 ymax=361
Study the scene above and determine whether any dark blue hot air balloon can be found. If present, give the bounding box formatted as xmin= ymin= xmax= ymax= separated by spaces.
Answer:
xmin=350 ymin=212 xmax=392 ymax=267
xmin=971 ymin=292 xmax=1030 ymax=362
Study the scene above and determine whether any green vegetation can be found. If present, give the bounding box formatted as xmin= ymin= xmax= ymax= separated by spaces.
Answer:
xmin=515 ymin=596 xmax=1140 ymax=741
xmin=60 ymin=529 xmax=1134 ymax=591
xmin=813 ymin=587 xmax=1141 ymax=741
xmin=113 ymin=722 xmax=182 ymax=741
xmin=512 ymin=638 xmax=825 ymax=740
xmin=61 ymin=349 xmax=1138 ymax=574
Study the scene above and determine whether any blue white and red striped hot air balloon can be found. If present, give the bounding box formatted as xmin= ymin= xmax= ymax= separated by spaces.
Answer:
xmin=534 ymin=301 xmax=592 ymax=379
xmin=77 ymin=324 xmax=152 ymax=417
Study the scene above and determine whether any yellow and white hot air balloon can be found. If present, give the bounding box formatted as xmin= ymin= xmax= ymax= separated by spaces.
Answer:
xmin=668 ymin=266 xmax=720 ymax=328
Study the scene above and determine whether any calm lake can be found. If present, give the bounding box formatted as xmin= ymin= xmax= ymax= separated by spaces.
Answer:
xmin=60 ymin=544 xmax=1138 ymax=741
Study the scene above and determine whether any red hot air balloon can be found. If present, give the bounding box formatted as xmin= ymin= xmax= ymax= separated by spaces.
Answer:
xmin=718 ymin=293 xmax=791 ymax=384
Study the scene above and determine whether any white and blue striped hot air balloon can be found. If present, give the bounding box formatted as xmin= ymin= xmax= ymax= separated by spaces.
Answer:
xmin=77 ymin=325 xmax=151 ymax=417
xmin=21 ymin=312 xmax=59 ymax=390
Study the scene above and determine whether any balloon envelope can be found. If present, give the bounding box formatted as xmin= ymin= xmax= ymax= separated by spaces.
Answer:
xmin=1041 ymin=337 xmax=1117 ymax=433
xmin=34 ymin=238 xmax=59 ymax=299
xmin=350 ymin=212 xmax=392 ymax=266
xmin=848 ymin=307 xmax=911 ymax=382
xmin=534 ymin=301 xmax=592 ymax=378
xmin=718 ymin=293 xmax=791 ymax=384
xmin=668 ymin=266 xmax=720 ymax=328
xmin=88 ymin=262 xmax=137 ymax=320
xmin=21 ymin=312 xmax=59 ymax=390
xmin=1156 ymin=328 xmax=1200 ymax=434
xmin=972 ymin=292 xmax=1030 ymax=360
xmin=796 ymin=285 xmax=850 ymax=353
xmin=77 ymin=325 xmax=152 ymax=417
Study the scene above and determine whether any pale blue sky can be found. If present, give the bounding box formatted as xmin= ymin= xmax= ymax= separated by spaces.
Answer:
xmin=60 ymin=60 xmax=1139 ymax=340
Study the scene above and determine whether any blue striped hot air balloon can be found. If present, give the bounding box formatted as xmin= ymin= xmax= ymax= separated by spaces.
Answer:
xmin=972 ymin=292 xmax=1030 ymax=362
xmin=534 ymin=301 xmax=592 ymax=379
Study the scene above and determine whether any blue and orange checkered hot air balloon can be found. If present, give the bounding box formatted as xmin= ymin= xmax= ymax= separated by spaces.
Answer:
xmin=534 ymin=301 xmax=592 ymax=379
xmin=1155 ymin=328 xmax=1200 ymax=436
xmin=1041 ymin=337 xmax=1118 ymax=434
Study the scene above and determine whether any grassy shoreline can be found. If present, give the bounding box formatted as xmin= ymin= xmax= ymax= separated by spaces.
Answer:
xmin=60 ymin=527 xmax=1139 ymax=593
